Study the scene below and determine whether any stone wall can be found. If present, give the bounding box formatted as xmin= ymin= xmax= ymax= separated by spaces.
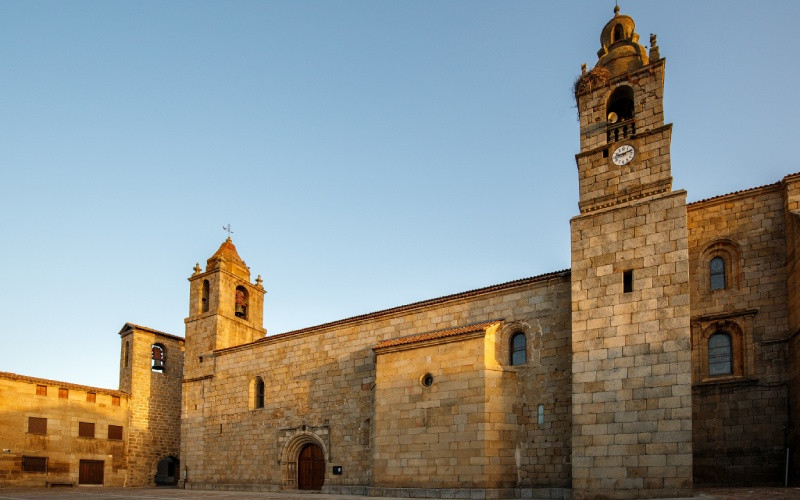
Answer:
xmin=373 ymin=323 xmax=516 ymax=489
xmin=119 ymin=325 xmax=184 ymax=486
xmin=782 ymin=174 xmax=800 ymax=484
xmin=0 ymin=372 xmax=128 ymax=486
xmin=180 ymin=273 xmax=572 ymax=492
xmin=687 ymin=184 xmax=791 ymax=485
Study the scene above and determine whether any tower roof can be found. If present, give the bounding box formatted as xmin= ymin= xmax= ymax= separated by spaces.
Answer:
xmin=206 ymin=237 xmax=250 ymax=278
xmin=595 ymin=6 xmax=648 ymax=76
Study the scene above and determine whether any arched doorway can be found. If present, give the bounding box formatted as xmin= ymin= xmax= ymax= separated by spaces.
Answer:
xmin=155 ymin=456 xmax=179 ymax=486
xmin=297 ymin=443 xmax=325 ymax=490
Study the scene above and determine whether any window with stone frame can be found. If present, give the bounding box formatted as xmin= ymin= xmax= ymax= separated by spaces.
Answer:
xmin=692 ymin=317 xmax=751 ymax=383
xmin=708 ymin=332 xmax=732 ymax=376
xmin=78 ymin=421 xmax=95 ymax=438
xmin=22 ymin=456 xmax=47 ymax=473
xmin=510 ymin=332 xmax=527 ymax=366
xmin=58 ymin=388 xmax=68 ymax=399
xmin=36 ymin=385 xmax=46 ymax=396
xmin=28 ymin=417 xmax=47 ymax=435
xmin=700 ymin=240 xmax=741 ymax=295
xmin=255 ymin=377 xmax=265 ymax=409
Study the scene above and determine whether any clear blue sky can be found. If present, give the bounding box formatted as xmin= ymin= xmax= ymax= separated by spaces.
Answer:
xmin=1 ymin=1 xmax=798 ymax=389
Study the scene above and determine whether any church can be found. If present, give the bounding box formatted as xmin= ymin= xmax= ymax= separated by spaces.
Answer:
xmin=2 ymin=7 xmax=799 ymax=500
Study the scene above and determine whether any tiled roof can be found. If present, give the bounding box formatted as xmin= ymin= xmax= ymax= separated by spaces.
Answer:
xmin=216 ymin=269 xmax=570 ymax=354
xmin=688 ymin=181 xmax=781 ymax=207
xmin=374 ymin=321 xmax=501 ymax=350
xmin=688 ymin=172 xmax=800 ymax=207
xmin=0 ymin=371 xmax=127 ymax=397
xmin=118 ymin=322 xmax=184 ymax=342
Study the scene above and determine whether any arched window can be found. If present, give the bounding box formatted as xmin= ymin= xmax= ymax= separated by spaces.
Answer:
xmin=612 ymin=24 xmax=624 ymax=44
xmin=255 ymin=377 xmax=265 ymax=409
xmin=235 ymin=286 xmax=249 ymax=319
xmin=510 ymin=332 xmax=527 ymax=366
xmin=201 ymin=279 xmax=210 ymax=313
xmin=710 ymin=257 xmax=726 ymax=291
xmin=708 ymin=333 xmax=732 ymax=376
xmin=151 ymin=344 xmax=165 ymax=372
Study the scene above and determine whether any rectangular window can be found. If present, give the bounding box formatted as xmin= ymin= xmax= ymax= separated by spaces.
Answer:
xmin=78 ymin=422 xmax=95 ymax=438
xmin=87 ymin=392 xmax=96 ymax=403
xmin=22 ymin=456 xmax=48 ymax=473
xmin=36 ymin=385 xmax=47 ymax=396
xmin=108 ymin=425 xmax=123 ymax=440
xmin=111 ymin=396 xmax=120 ymax=406
xmin=28 ymin=417 xmax=47 ymax=435
xmin=58 ymin=388 xmax=68 ymax=399
xmin=623 ymin=269 xmax=634 ymax=293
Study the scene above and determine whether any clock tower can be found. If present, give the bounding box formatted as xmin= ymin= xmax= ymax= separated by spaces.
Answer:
xmin=570 ymin=7 xmax=692 ymax=498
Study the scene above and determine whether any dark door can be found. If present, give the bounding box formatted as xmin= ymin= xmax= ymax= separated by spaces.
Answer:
xmin=155 ymin=457 xmax=179 ymax=485
xmin=79 ymin=460 xmax=104 ymax=485
xmin=298 ymin=444 xmax=325 ymax=490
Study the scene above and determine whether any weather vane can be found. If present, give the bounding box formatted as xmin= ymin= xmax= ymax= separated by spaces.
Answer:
xmin=223 ymin=224 xmax=234 ymax=238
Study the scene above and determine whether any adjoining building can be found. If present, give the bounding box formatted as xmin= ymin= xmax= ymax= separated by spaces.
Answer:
xmin=0 ymin=325 xmax=183 ymax=487
xmin=1 ymin=7 xmax=799 ymax=500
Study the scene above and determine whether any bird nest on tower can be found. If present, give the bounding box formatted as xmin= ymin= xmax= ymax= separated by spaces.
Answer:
xmin=573 ymin=67 xmax=611 ymax=102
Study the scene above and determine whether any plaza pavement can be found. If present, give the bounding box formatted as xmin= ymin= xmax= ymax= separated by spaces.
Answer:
xmin=0 ymin=487 xmax=799 ymax=500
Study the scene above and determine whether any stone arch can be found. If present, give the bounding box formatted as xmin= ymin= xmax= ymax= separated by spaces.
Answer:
xmin=155 ymin=455 xmax=179 ymax=486
xmin=698 ymin=239 xmax=742 ymax=293
xmin=279 ymin=429 xmax=328 ymax=489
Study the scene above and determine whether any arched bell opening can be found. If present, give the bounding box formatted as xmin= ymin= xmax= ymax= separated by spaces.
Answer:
xmin=607 ymin=85 xmax=634 ymax=123
xmin=151 ymin=344 xmax=166 ymax=372
xmin=235 ymin=285 xmax=249 ymax=319
xmin=606 ymin=85 xmax=636 ymax=143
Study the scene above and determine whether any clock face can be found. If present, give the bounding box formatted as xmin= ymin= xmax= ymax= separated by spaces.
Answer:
xmin=612 ymin=144 xmax=635 ymax=166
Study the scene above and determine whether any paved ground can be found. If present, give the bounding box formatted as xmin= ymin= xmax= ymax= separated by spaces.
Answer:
xmin=0 ymin=487 xmax=799 ymax=500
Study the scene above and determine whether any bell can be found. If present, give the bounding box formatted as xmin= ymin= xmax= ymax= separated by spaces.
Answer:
xmin=152 ymin=359 xmax=164 ymax=371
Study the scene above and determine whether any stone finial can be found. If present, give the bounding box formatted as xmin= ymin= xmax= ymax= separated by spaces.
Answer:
xmin=581 ymin=63 xmax=587 ymax=76
xmin=649 ymin=33 xmax=660 ymax=60
xmin=614 ymin=4 xmax=620 ymax=16
xmin=193 ymin=262 xmax=201 ymax=275
xmin=256 ymin=275 xmax=263 ymax=288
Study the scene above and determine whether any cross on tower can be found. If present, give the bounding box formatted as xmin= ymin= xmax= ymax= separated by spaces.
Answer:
xmin=223 ymin=224 xmax=234 ymax=238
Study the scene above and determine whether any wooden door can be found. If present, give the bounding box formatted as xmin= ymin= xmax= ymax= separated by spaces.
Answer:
xmin=79 ymin=460 xmax=104 ymax=485
xmin=297 ymin=444 xmax=325 ymax=490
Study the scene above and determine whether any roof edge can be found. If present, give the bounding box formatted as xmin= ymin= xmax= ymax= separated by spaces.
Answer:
xmin=118 ymin=322 xmax=185 ymax=342
xmin=0 ymin=371 xmax=127 ymax=398
xmin=216 ymin=269 xmax=571 ymax=355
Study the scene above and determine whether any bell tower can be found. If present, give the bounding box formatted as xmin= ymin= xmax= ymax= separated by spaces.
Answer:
xmin=570 ymin=7 xmax=692 ymax=499
xmin=183 ymin=238 xmax=266 ymax=379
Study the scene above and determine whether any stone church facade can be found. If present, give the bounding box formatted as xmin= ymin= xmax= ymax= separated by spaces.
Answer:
xmin=2 ymin=8 xmax=799 ymax=500
xmin=179 ymin=9 xmax=800 ymax=499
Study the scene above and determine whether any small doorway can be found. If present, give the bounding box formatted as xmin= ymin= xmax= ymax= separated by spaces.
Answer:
xmin=79 ymin=460 xmax=104 ymax=485
xmin=155 ymin=456 xmax=179 ymax=486
xmin=297 ymin=443 xmax=325 ymax=490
